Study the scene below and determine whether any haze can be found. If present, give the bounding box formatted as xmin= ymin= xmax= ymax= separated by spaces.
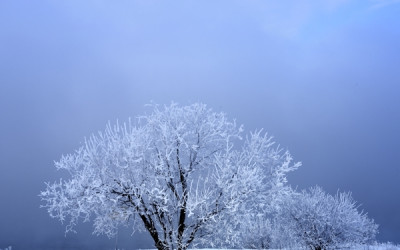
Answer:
xmin=0 ymin=1 xmax=399 ymax=249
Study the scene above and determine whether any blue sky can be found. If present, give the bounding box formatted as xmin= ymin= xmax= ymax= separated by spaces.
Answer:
xmin=0 ymin=1 xmax=399 ymax=248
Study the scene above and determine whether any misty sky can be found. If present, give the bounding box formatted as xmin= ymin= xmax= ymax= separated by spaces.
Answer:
xmin=0 ymin=1 xmax=399 ymax=249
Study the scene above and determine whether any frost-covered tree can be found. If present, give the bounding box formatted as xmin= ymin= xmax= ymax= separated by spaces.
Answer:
xmin=40 ymin=103 xmax=299 ymax=250
xmin=273 ymin=186 xmax=378 ymax=250
xmin=205 ymin=176 xmax=297 ymax=249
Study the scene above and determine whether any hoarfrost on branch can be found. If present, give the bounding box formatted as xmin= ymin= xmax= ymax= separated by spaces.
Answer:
xmin=40 ymin=103 xmax=299 ymax=250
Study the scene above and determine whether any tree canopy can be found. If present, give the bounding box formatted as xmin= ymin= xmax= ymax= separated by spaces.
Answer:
xmin=40 ymin=103 xmax=377 ymax=250
xmin=40 ymin=103 xmax=299 ymax=249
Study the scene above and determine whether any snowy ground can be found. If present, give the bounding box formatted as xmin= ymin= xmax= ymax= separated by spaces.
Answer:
xmin=135 ymin=244 xmax=400 ymax=250
xmin=190 ymin=247 xmax=400 ymax=250
xmin=137 ymin=244 xmax=400 ymax=250
xmin=185 ymin=246 xmax=400 ymax=250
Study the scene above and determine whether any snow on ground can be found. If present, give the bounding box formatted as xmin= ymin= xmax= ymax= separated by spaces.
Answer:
xmin=188 ymin=246 xmax=400 ymax=250
xmin=136 ymin=244 xmax=400 ymax=250
xmin=137 ymin=244 xmax=400 ymax=250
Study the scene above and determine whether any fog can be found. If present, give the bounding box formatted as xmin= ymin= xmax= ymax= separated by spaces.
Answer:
xmin=0 ymin=1 xmax=399 ymax=249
